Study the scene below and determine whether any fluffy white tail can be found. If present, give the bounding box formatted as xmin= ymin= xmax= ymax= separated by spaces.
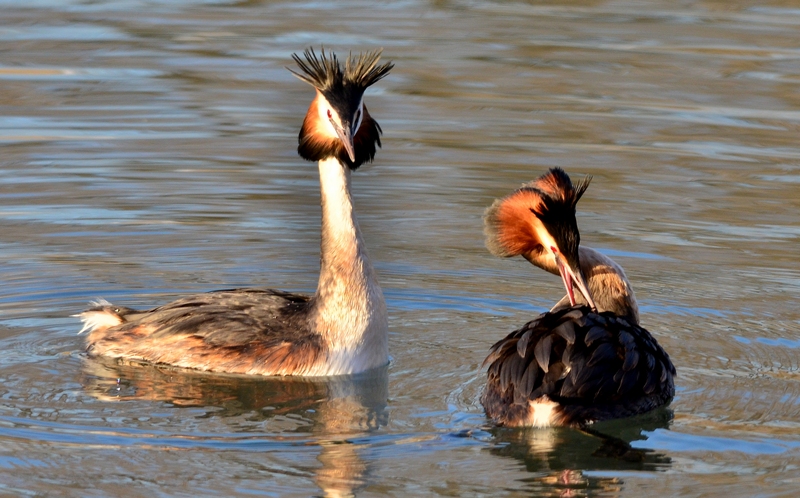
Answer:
xmin=74 ymin=299 xmax=124 ymax=334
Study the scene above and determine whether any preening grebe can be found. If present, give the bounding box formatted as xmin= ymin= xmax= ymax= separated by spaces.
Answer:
xmin=77 ymin=48 xmax=394 ymax=377
xmin=481 ymin=168 xmax=675 ymax=427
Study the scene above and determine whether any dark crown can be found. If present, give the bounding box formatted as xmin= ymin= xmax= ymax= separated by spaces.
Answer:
xmin=528 ymin=167 xmax=591 ymax=219
xmin=288 ymin=47 xmax=394 ymax=93
xmin=528 ymin=168 xmax=591 ymax=266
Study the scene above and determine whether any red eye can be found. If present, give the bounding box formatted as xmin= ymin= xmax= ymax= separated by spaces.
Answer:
xmin=326 ymin=109 xmax=332 ymax=119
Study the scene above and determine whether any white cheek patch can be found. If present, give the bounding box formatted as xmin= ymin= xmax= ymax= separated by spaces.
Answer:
xmin=316 ymin=94 xmax=342 ymax=139
xmin=534 ymin=222 xmax=559 ymax=257
xmin=353 ymin=97 xmax=364 ymax=132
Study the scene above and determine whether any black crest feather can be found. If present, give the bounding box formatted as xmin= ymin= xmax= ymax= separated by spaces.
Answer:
xmin=288 ymin=47 xmax=393 ymax=92
xmin=527 ymin=168 xmax=592 ymax=267
xmin=526 ymin=167 xmax=592 ymax=218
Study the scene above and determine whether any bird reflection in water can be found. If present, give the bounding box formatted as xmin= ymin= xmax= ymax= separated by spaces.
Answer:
xmin=487 ymin=408 xmax=673 ymax=496
xmin=81 ymin=356 xmax=388 ymax=497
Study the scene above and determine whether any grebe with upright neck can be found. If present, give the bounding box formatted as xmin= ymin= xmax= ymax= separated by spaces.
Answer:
xmin=481 ymin=168 xmax=675 ymax=427
xmin=77 ymin=48 xmax=393 ymax=377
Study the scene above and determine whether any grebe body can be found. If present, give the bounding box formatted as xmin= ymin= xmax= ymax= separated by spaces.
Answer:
xmin=482 ymin=305 xmax=674 ymax=427
xmin=481 ymin=168 xmax=675 ymax=427
xmin=78 ymin=48 xmax=393 ymax=377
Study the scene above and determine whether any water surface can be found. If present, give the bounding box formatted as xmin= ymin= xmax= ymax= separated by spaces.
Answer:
xmin=1 ymin=0 xmax=799 ymax=495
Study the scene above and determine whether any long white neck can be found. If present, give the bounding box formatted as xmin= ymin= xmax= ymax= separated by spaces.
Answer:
xmin=547 ymin=246 xmax=640 ymax=323
xmin=311 ymin=157 xmax=388 ymax=374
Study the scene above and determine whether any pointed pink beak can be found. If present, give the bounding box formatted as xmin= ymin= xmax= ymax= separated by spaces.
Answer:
xmin=552 ymin=249 xmax=597 ymax=311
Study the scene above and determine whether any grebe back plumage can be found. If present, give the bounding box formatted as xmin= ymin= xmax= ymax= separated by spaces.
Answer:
xmin=77 ymin=48 xmax=393 ymax=377
xmin=481 ymin=168 xmax=675 ymax=427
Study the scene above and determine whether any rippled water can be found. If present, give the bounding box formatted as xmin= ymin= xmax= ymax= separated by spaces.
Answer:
xmin=1 ymin=0 xmax=799 ymax=495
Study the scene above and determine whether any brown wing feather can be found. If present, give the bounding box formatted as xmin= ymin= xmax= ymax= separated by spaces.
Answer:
xmin=86 ymin=289 xmax=324 ymax=376
xmin=481 ymin=305 xmax=675 ymax=427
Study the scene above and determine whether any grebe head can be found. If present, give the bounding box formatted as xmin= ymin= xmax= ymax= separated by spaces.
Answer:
xmin=289 ymin=47 xmax=394 ymax=169
xmin=484 ymin=167 xmax=597 ymax=310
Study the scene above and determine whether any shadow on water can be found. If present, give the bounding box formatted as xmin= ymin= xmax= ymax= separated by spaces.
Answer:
xmin=81 ymin=356 xmax=389 ymax=496
xmin=487 ymin=408 xmax=673 ymax=495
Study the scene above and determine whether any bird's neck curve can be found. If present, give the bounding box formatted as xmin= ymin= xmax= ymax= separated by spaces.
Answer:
xmin=530 ymin=246 xmax=640 ymax=323
xmin=311 ymin=156 xmax=387 ymax=373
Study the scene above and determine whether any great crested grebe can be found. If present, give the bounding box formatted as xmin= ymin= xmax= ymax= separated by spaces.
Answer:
xmin=481 ymin=168 xmax=675 ymax=427
xmin=77 ymin=48 xmax=394 ymax=377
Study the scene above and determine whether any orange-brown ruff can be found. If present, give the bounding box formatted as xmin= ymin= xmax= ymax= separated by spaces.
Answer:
xmin=481 ymin=168 xmax=675 ymax=427
xmin=78 ymin=48 xmax=394 ymax=377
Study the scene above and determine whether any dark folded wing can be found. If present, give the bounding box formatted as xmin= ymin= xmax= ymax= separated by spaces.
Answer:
xmin=87 ymin=288 xmax=324 ymax=374
xmin=483 ymin=305 xmax=675 ymax=424
xmin=119 ymin=288 xmax=315 ymax=347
